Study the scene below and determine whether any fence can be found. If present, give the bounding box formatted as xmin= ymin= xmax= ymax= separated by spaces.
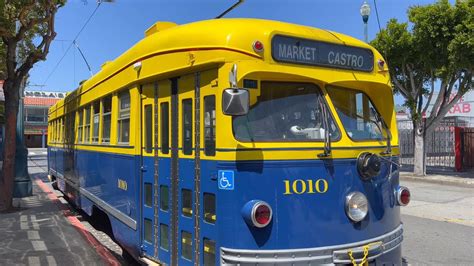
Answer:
xmin=397 ymin=118 xmax=472 ymax=169
xmin=460 ymin=128 xmax=474 ymax=170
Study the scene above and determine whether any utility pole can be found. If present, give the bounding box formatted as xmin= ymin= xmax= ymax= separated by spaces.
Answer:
xmin=13 ymin=77 xmax=32 ymax=198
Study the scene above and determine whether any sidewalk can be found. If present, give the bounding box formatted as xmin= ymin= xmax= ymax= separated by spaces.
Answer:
xmin=0 ymin=157 xmax=121 ymax=265
xmin=400 ymin=170 xmax=474 ymax=187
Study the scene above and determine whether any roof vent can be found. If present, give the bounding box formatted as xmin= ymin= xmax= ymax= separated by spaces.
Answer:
xmin=145 ymin=21 xmax=177 ymax=37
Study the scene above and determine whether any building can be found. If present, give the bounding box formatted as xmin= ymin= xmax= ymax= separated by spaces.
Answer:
xmin=23 ymin=91 xmax=64 ymax=148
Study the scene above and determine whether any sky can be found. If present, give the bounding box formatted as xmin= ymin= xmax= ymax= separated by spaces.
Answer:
xmin=27 ymin=0 xmax=440 ymax=100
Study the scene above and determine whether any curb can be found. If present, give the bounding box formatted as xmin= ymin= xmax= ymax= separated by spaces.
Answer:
xmin=400 ymin=173 xmax=474 ymax=188
xmin=34 ymin=176 xmax=121 ymax=266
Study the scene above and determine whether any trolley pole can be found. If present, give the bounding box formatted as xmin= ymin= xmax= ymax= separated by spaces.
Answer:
xmin=360 ymin=1 xmax=371 ymax=43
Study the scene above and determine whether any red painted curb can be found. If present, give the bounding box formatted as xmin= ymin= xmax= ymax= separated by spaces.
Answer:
xmin=34 ymin=177 xmax=121 ymax=266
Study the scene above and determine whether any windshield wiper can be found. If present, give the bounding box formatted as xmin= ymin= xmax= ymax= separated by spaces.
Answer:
xmin=318 ymin=96 xmax=331 ymax=158
xmin=370 ymin=107 xmax=392 ymax=155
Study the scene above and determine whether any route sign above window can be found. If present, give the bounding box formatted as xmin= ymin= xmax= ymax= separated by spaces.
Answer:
xmin=271 ymin=35 xmax=374 ymax=72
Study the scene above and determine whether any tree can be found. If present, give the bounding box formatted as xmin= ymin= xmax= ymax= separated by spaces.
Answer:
xmin=371 ymin=0 xmax=473 ymax=176
xmin=0 ymin=0 xmax=65 ymax=211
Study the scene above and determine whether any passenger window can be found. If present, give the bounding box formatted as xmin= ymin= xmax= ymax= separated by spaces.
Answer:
xmin=77 ymin=109 xmax=83 ymax=143
xmin=204 ymin=193 xmax=216 ymax=224
xmin=92 ymin=101 xmax=100 ymax=143
xmin=84 ymin=106 xmax=91 ymax=143
xmin=204 ymin=96 xmax=216 ymax=156
xmin=181 ymin=231 xmax=192 ymax=261
xmin=145 ymin=183 xmax=152 ymax=207
xmin=181 ymin=189 xmax=192 ymax=217
xmin=160 ymin=224 xmax=169 ymax=250
xmin=182 ymin=99 xmax=192 ymax=155
xmin=203 ymin=238 xmax=216 ymax=266
xmin=102 ymin=96 xmax=112 ymax=143
xmin=144 ymin=218 xmax=153 ymax=243
xmin=145 ymin=104 xmax=153 ymax=153
xmin=160 ymin=185 xmax=169 ymax=211
xmin=161 ymin=102 xmax=169 ymax=154
xmin=118 ymin=91 xmax=130 ymax=144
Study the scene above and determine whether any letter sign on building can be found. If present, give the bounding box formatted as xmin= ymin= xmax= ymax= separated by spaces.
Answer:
xmin=271 ymin=35 xmax=374 ymax=72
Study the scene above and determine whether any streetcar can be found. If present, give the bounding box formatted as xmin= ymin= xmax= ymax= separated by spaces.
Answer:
xmin=47 ymin=18 xmax=410 ymax=265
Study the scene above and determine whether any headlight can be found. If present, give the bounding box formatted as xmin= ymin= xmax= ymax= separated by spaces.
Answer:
xmin=345 ymin=192 xmax=369 ymax=222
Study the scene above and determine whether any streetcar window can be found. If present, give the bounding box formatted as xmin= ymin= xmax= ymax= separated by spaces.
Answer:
xmin=181 ymin=231 xmax=192 ymax=261
xmin=77 ymin=109 xmax=83 ymax=143
xmin=92 ymin=101 xmax=100 ymax=143
xmin=118 ymin=91 xmax=130 ymax=144
xmin=160 ymin=224 xmax=169 ymax=250
xmin=203 ymin=193 xmax=216 ymax=224
xmin=84 ymin=106 xmax=91 ymax=143
xmin=61 ymin=118 xmax=64 ymax=142
xmin=145 ymin=183 xmax=152 ymax=207
xmin=204 ymin=96 xmax=216 ymax=156
xmin=181 ymin=189 xmax=192 ymax=217
xmin=144 ymin=104 xmax=153 ymax=153
xmin=182 ymin=99 xmax=193 ymax=155
xmin=327 ymin=86 xmax=385 ymax=141
xmin=102 ymin=96 xmax=112 ymax=144
xmin=161 ymin=102 xmax=170 ymax=154
xmin=203 ymin=238 xmax=216 ymax=266
xmin=144 ymin=218 xmax=152 ymax=243
xmin=232 ymin=82 xmax=339 ymax=142
xmin=160 ymin=185 xmax=169 ymax=211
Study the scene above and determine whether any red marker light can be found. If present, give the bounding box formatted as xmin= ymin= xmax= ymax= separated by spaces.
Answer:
xmin=396 ymin=186 xmax=411 ymax=206
xmin=378 ymin=59 xmax=385 ymax=70
xmin=255 ymin=204 xmax=271 ymax=225
xmin=253 ymin=40 xmax=264 ymax=53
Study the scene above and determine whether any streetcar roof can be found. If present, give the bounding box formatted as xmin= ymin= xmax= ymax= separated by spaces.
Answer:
xmin=48 ymin=18 xmax=376 ymax=115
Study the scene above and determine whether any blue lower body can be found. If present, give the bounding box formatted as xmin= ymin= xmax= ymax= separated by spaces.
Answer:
xmin=48 ymin=147 xmax=403 ymax=264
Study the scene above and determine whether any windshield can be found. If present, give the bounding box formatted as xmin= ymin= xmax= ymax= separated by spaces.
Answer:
xmin=232 ymin=82 xmax=339 ymax=142
xmin=327 ymin=85 xmax=384 ymax=141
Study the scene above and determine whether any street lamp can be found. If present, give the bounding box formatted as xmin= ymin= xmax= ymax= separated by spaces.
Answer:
xmin=360 ymin=1 xmax=371 ymax=43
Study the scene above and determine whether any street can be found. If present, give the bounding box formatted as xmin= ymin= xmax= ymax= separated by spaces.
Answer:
xmin=25 ymin=149 xmax=474 ymax=265
xmin=400 ymin=180 xmax=474 ymax=265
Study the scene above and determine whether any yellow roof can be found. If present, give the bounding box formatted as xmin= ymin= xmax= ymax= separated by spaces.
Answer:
xmin=49 ymin=18 xmax=376 ymax=114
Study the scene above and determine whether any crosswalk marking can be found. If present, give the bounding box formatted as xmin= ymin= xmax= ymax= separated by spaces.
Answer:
xmin=27 ymin=256 xmax=40 ymax=266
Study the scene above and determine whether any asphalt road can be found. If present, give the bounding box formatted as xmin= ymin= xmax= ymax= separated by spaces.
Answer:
xmin=400 ymin=180 xmax=474 ymax=265
xmin=26 ymin=149 xmax=474 ymax=265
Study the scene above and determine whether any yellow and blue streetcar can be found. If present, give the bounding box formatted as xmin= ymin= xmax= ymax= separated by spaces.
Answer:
xmin=48 ymin=18 xmax=410 ymax=265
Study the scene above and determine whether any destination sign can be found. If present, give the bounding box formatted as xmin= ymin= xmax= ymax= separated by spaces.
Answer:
xmin=271 ymin=35 xmax=374 ymax=72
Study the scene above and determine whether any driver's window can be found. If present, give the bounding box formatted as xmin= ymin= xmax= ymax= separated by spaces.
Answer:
xmin=327 ymin=86 xmax=384 ymax=140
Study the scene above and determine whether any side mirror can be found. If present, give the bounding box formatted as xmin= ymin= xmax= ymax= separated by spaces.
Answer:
xmin=222 ymin=88 xmax=249 ymax=116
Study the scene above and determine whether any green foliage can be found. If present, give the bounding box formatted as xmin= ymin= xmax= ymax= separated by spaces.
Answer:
xmin=371 ymin=0 xmax=473 ymax=120
xmin=409 ymin=0 xmax=473 ymax=79
xmin=0 ymin=0 xmax=66 ymax=76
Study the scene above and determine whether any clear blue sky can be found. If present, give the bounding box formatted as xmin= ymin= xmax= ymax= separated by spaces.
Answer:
xmin=28 ymin=0 xmax=439 ymax=98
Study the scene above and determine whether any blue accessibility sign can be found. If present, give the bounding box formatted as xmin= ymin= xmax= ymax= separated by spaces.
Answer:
xmin=218 ymin=170 xmax=234 ymax=190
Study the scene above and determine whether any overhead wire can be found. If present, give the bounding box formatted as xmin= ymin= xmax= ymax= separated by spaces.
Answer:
xmin=43 ymin=2 xmax=103 ymax=85
xmin=373 ymin=0 xmax=382 ymax=33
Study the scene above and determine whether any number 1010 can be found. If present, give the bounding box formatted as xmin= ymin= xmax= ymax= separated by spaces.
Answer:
xmin=283 ymin=179 xmax=328 ymax=195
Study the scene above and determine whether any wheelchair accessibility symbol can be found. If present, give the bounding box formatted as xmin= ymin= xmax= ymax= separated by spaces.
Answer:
xmin=218 ymin=170 xmax=234 ymax=190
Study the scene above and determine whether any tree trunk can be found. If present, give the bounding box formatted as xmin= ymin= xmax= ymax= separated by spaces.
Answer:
xmin=0 ymin=80 xmax=20 ymax=212
xmin=413 ymin=119 xmax=426 ymax=176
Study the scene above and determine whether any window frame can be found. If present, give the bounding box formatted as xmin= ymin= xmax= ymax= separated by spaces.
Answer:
xmin=326 ymin=85 xmax=388 ymax=142
xmin=117 ymin=90 xmax=131 ymax=145
xmin=182 ymin=98 xmax=193 ymax=155
xmin=102 ymin=95 xmax=112 ymax=144
xmin=92 ymin=101 xmax=100 ymax=143
xmin=204 ymin=95 xmax=216 ymax=156
xmin=231 ymin=81 xmax=341 ymax=143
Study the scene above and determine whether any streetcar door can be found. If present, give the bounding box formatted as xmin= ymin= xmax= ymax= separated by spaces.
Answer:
xmin=140 ymin=83 xmax=157 ymax=258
